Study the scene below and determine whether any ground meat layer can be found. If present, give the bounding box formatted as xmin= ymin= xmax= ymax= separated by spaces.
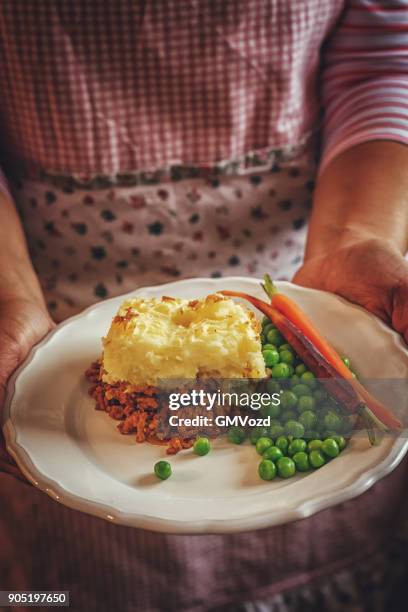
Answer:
xmin=85 ymin=360 xmax=194 ymax=455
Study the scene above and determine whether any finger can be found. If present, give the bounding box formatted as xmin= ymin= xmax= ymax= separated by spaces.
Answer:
xmin=0 ymin=387 xmax=28 ymax=482
xmin=0 ymin=332 xmax=31 ymax=482
xmin=0 ymin=431 xmax=28 ymax=483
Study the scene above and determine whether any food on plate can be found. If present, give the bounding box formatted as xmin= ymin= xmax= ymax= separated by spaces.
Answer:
xmin=193 ymin=437 xmax=211 ymax=456
xmin=222 ymin=274 xmax=402 ymax=433
xmin=86 ymin=293 xmax=266 ymax=455
xmin=86 ymin=275 xmax=402 ymax=481
xmin=102 ymin=293 xmax=266 ymax=386
xmin=227 ymin=425 xmax=246 ymax=445
xmin=154 ymin=460 xmax=172 ymax=480
xmin=258 ymin=459 xmax=276 ymax=481
xmin=292 ymin=451 xmax=310 ymax=472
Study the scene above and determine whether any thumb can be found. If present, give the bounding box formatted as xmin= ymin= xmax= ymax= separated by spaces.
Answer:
xmin=391 ymin=278 xmax=408 ymax=345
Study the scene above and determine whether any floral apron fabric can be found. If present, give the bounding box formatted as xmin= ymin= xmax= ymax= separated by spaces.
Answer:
xmin=1 ymin=153 xmax=407 ymax=612
xmin=15 ymin=157 xmax=313 ymax=322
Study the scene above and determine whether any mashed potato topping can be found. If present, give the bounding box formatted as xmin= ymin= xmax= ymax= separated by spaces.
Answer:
xmin=102 ymin=293 xmax=266 ymax=386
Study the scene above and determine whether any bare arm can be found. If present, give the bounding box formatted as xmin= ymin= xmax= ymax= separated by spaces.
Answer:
xmin=306 ymin=141 xmax=408 ymax=258
xmin=294 ymin=141 xmax=408 ymax=341
xmin=0 ymin=192 xmax=48 ymax=306
xmin=0 ymin=192 xmax=54 ymax=478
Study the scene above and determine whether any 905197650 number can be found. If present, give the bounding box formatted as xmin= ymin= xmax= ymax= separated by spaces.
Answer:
xmin=0 ymin=591 xmax=69 ymax=607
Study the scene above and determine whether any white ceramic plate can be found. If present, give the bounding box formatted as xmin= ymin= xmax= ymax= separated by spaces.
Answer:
xmin=3 ymin=277 xmax=408 ymax=534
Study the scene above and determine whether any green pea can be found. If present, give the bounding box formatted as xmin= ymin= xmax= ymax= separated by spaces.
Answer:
xmin=297 ymin=395 xmax=316 ymax=413
xmin=266 ymin=380 xmax=281 ymax=394
xmin=309 ymin=449 xmax=326 ymax=469
xmin=267 ymin=329 xmax=284 ymax=346
xmin=295 ymin=363 xmax=307 ymax=376
xmin=154 ymin=460 xmax=172 ymax=480
xmin=280 ymin=409 xmax=297 ymax=423
xmin=227 ymin=426 xmax=246 ymax=444
xmin=322 ymin=438 xmax=340 ymax=458
xmin=279 ymin=343 xmax=293 ymax=352
xmin=263 ymin=349 xmax=280 ymax=367
xmin=286 ymin=364 xmax=295 ymax=377
xmin=263 ymin=445 xmax=283 ymax=462
xmin=292 ymin=383 xmax=311 ymax=397
xmin=275 ymin=435 xmax=289 ymax=454
xmin=299 ymin=409 xmax=318 ymax=430
xmin=277 ymin=456 xmax=296 ymax=478
xmin=285 ymin=420 xmax=305 ymax=438
xmin=260 ymin=401 xmax=281 ymax=419
xmin=193 ymin=437 xmax=211 ymax=456
xmin=280 ymin=390 xmax=298 ymax=409
xmin=263 ymin=323 xmax=275 ymax=336
xmin=269 ymin=423 xmax=285 ymax=440
xmin=323 ymin=410 xmax=343 ymax=432
xmin=293 ymin=451 xmax=310 ymax=472
xmin=333 ymin=435 xmax=347 ymax=451
xmin=262 ymin=343 xmax=277 ymax=352
xmin=279 ymin=349 xmax=295 ymax=365
xmin=290 ymin=374 xmax=301 ymax=386
xmin=256 ymin=436 xmax=273 ymax=455
xmin=300 ymin=371 xmax=317 ymax=388
xmin=341 ymin=356 xmax=350 ymax=368
xmin=279 ymin=344 xmax=293 ymax=354
xmin=262 ymin=316 xmax=272 ymax=328
xmin=271 ymin=363 xmax=291 ymax=379
xmin=288 ymin=438 xmax=307 ymax=456
xmin=307 ymin=439 xmax=323 ymax=452
xmin=258 ymin=459 xmax=277 ymax=481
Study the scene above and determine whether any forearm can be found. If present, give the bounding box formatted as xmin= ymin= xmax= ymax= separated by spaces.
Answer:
xmin=0 ymin=192 xmax=46 ymax=307
xmin=306 ymin=141 xmax=408 ymax=260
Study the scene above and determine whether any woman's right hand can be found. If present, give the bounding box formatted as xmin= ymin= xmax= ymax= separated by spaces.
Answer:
xmin=0 ymin=296 xmax=54 ymax=480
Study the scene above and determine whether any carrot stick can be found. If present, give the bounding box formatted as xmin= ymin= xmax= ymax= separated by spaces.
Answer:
xmin=261 ymin=275 xmax=352 ymax=379
xmin=221 ymin=290 xmax=360 ymax=410
xmin=272 ymin=290 xmax=403 ymax=428
xmin=267 ymin=307 xmax=363 ymax=414
xmin=221 ymin=289 xmax=402 ymax=431
xmin=263 ymin=276 xmax=402 ymax=431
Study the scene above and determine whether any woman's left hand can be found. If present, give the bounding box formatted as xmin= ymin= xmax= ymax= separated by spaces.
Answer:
xmin=293 ymin=236 xmax=408 ymax=344
xmin=0 ymin=297 xmax=55 ymax=482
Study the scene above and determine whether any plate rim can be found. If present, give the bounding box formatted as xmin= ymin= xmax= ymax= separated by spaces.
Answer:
xmin=3 ymin=276 xmax=408 ymax=534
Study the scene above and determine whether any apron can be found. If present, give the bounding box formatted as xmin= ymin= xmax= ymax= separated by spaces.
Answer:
xmin=1 ymin=153 xmax=407 ymax=612
xmin=16 ymin=157 xmax=313 ymax=322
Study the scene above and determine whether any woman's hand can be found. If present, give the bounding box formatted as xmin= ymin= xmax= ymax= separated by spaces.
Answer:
xmin=0 ymin=297 xmax=55 ymax=405
xmin=294 ymin=237 xmax=408 ymax=343
xmin=0 ymin=297 xmax=54 ymax=480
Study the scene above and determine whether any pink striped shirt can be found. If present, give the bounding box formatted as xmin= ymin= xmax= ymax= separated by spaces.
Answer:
xmin=0 ymin=0 xmax=406 ymax=193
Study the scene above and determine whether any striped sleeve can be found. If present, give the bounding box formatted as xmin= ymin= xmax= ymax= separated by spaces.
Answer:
xmin=319 ymin=0 xmax=408 ymax=174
